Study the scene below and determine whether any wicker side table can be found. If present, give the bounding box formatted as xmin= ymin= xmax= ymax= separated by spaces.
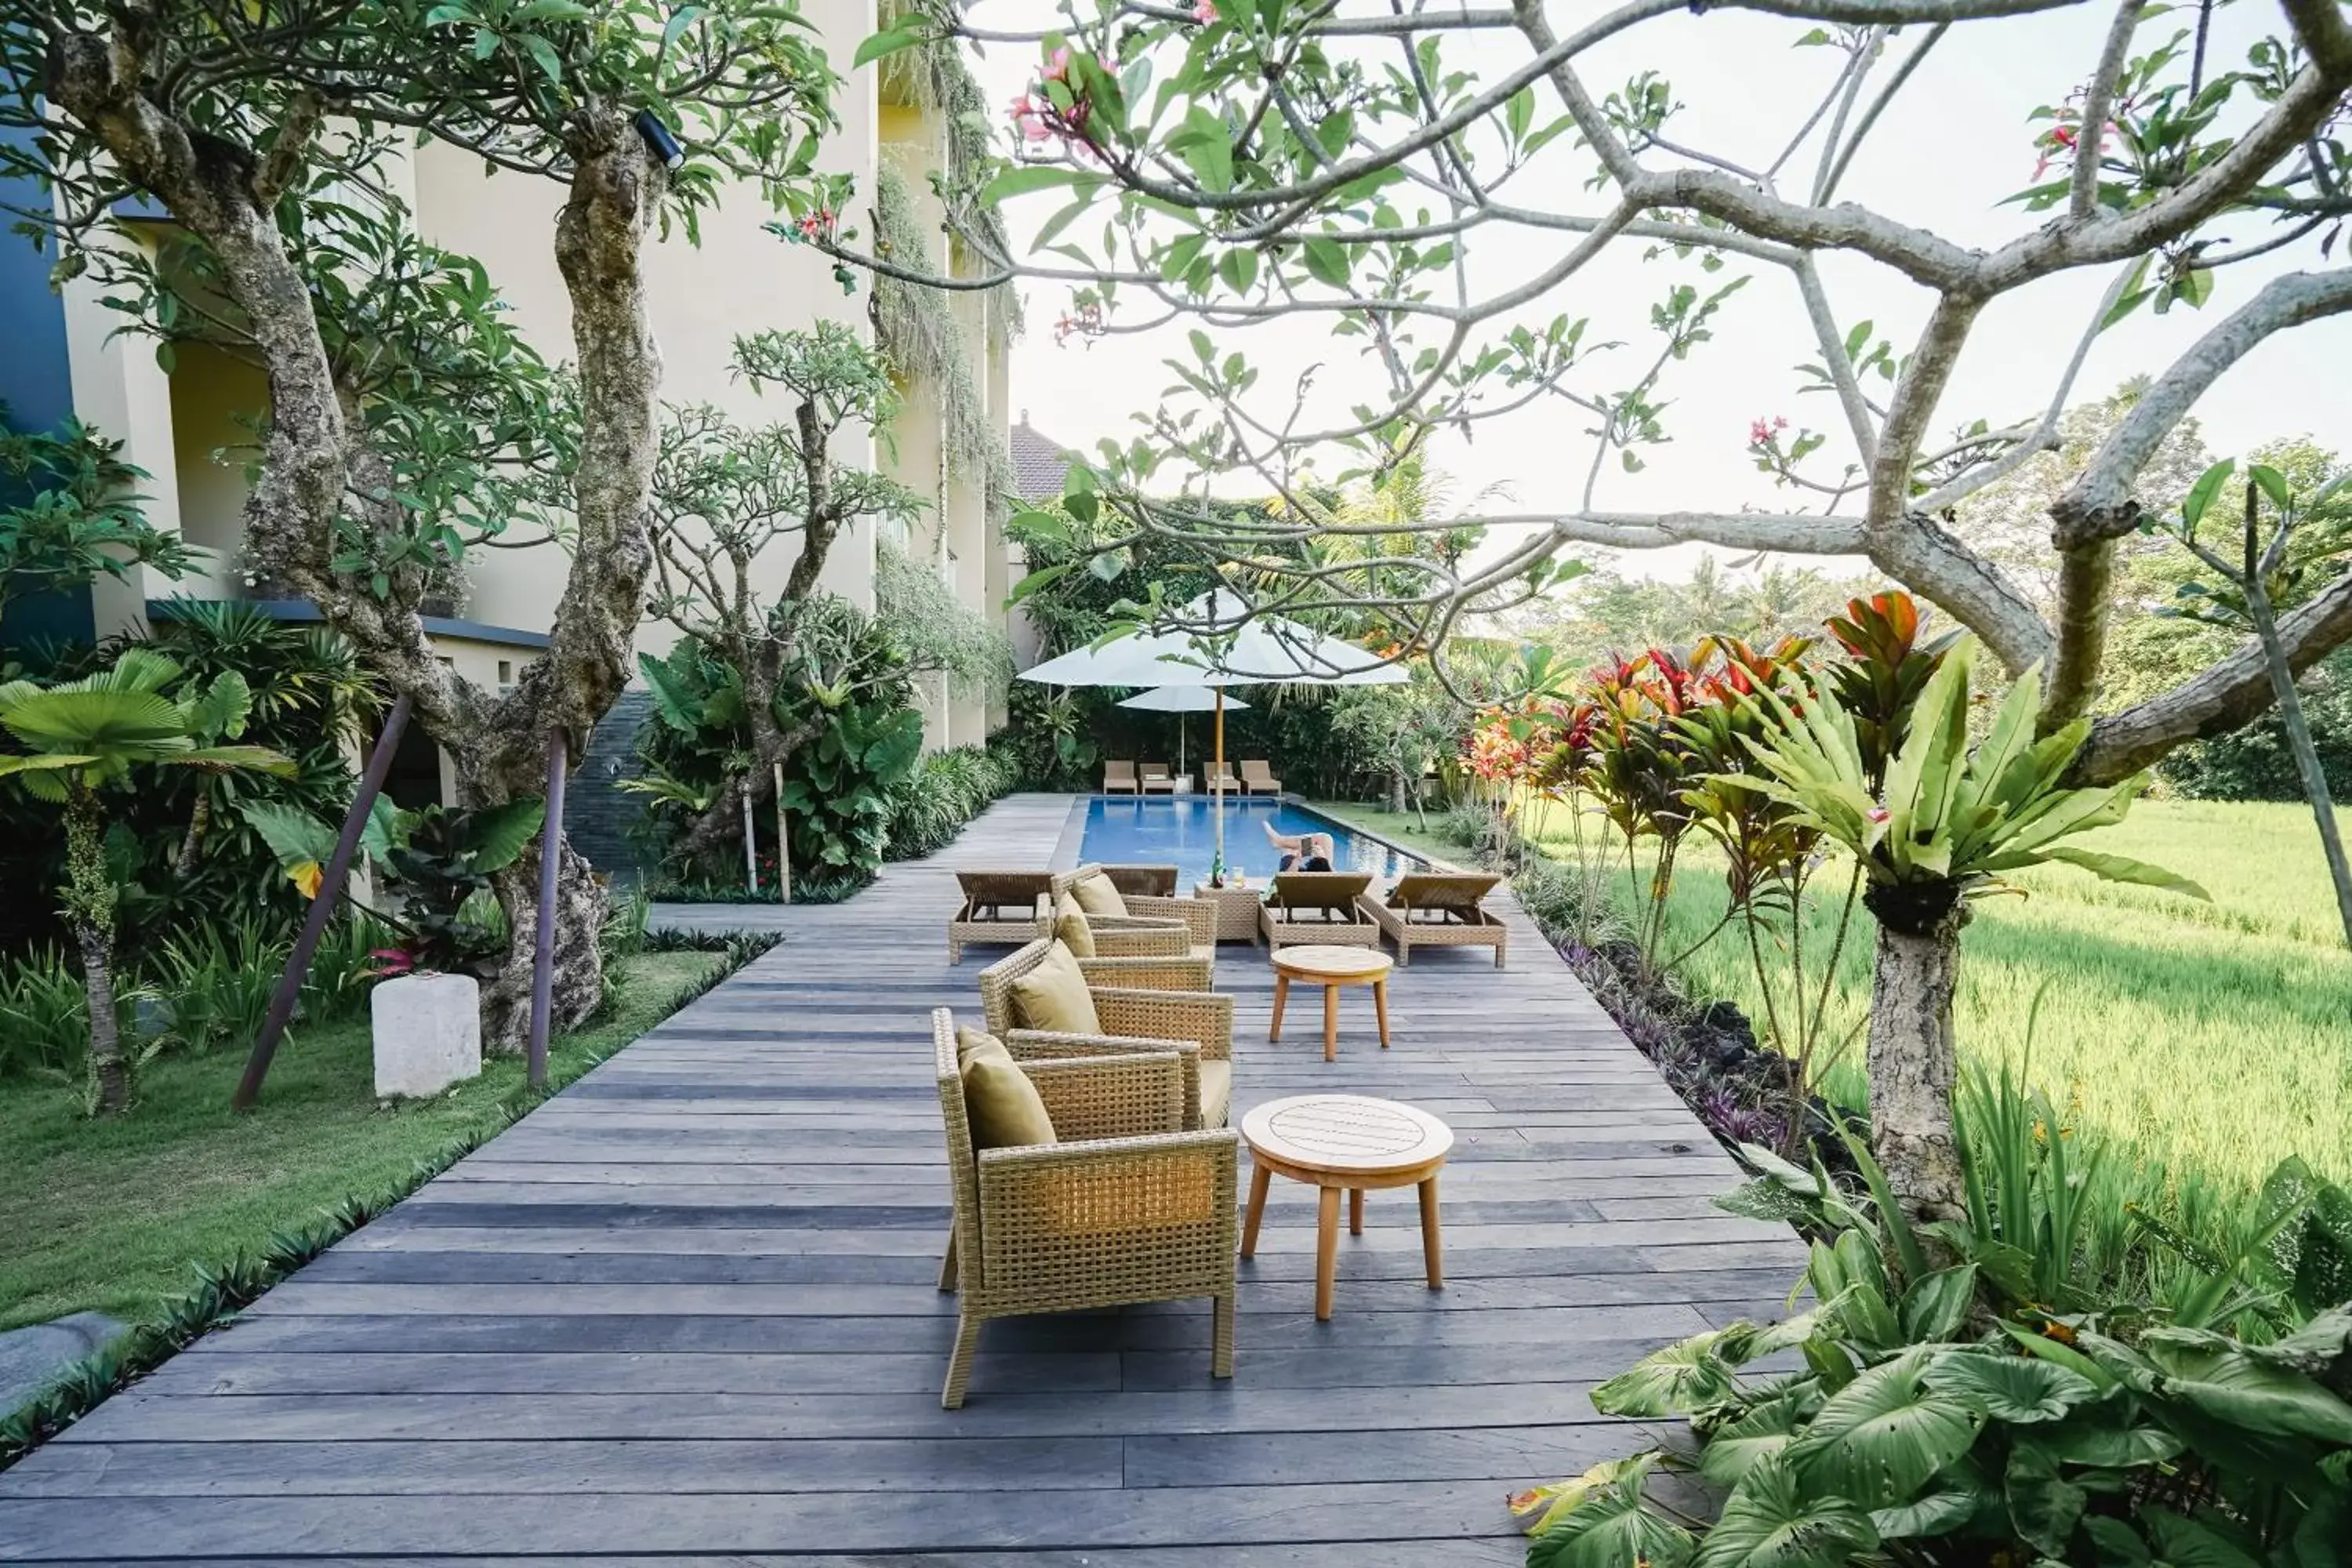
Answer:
xmin=1191 ymin=880 xmax=1265 ymax=944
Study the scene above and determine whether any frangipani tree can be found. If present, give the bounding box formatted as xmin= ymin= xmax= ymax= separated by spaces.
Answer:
xmin=1737 ymin=638 xmax=2206 ymax=1217
xmin=1 ymin=0 xmax=838 ymax=1047
xmin=811 ymin=0 xmax=2352 ymax=1215
xmin=642 ymin=322 xmax=926 ymax=866
xmin=0 ymin=650 xmax=292 ymax=1114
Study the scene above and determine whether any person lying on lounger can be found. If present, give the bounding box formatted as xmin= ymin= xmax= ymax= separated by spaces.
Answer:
xmin=1264 ymin=821 xmax=1335 ymax=873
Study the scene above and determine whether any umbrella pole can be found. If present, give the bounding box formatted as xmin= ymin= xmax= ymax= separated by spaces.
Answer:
xmin=1213 ymin=688 xmax=1226 ymax=875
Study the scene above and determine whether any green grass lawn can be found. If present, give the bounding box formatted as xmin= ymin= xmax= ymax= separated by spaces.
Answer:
xmin=1312 ymin=799 xmax=1473 ymax=867
xmin=1326 ymin=796 xmax=2352 ymax=1195
xmin=0 ymin=949 xmax=722 ymax=1334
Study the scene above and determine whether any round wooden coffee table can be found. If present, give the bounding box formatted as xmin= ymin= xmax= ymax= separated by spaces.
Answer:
xmin=1269 ymin=945 xmax=1393 ymax=1062
xmin=1239 ymin=1094 xmax=1454 ymax=1320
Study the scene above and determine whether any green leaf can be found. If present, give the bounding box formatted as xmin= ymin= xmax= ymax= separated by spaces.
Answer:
xmin=1785 ymin=1352 xmax=1983 ymax=1508
xmin=2142 ymin=1507 xmax=2265 ymax=1568
xmin=1591 ymin=1331 xmax=1740 ymax=1417
xmin=2182 ymin=459 xmax=2236 ymax=530
xmin=980 ymin=165 xmax=1085 ymax=206
xmin=1218 ymin=247 xmax=1258 ymax=294
xmin=661 ymin=4 xmax=704 ymax=49
xmin=234 ymin=800 xmax=337 ymax=874
xmin=2249 ymin=463 xmax=2292 ymax=513
xmin=1898 ymin=1265 xmax=1976 ymax=1342
xmin=1525 ymin=1455 xmax=1695 ymax=1568
xmin=521 ymin=33 xmax=564 ymax=86
xmin=1869 ymin=1483 xmax=1984 ymax=1541
xmin=2004 ymin=1442 xmax=2086 ymax=1559
xmin=1697 ymin=1388 xmax=1810 ymax=1489
xmin=1505 ymin=84 xmax=1535 ymax=143
xmin=1303 ymin=236 xmax=1351 ymax=289
xmin=1158 ymin=232 xmax=1207 ymax=283
xmin=1030 ymin=192 xmax=1099 ymax=255
xmin=2042 ymin=846 xmax=2211 ymax=900
xmin=1928 ymin=1352 xmax=2096 ymax=1424
xmin=463 ymin=797 xmax=547 ymax=873
xmin=1692 ymin=1453 xmax=1878 ymax=1568
xmin=851 ymin=26 xmax=921 ymax=67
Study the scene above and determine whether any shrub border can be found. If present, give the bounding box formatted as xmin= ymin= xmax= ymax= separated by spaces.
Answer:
xmin=0 ymin=933 xmax=779 ymax=1471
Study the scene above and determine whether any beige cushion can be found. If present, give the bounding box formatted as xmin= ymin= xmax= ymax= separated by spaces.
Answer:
xmin=1199 ymin=1060 xmax=1232 ymax=1129
xmin=1052 ymin=894 xmax=1096 ymax=957
xmin=1069 ymin=869 xmax=1128 ymax=919
xmin=956 ymin=1027 xmax=1057 ymax=1150
xmin=1007 ymin=940 xmax=1102 ymax=1034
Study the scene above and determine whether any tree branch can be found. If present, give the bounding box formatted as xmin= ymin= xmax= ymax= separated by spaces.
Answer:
xmin=2073 ymin=567 xmax=2352 ymax=782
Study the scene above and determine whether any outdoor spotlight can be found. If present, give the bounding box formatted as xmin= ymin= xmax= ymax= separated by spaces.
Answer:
xmin=634 ymin=110 xmax=686 ymax=171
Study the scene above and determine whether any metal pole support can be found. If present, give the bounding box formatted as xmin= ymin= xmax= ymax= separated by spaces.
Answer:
xmin=527 ymin=728 xmax=568 ymax=1090
xmin=233 ymin=692 xmax=412 ymax=1112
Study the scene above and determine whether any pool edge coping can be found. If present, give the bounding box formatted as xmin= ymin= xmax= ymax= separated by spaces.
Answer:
xmin=1056 ymin=791 xmax=1451 ymax=877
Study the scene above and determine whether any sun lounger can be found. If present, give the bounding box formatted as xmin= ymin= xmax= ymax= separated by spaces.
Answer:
xmin=1362 ymin=872 xmax=1508 ymax=967
xmin=1240 ymin=759 xmax=1281 ymax=795
xmin=948 ymin=869 xmax=1056 ymax=963
xmin=1258 ymin=870 xmax=1380 ymax=952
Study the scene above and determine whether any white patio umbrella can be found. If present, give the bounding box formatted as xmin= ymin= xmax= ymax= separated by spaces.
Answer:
xmin=1020 ymin=590 xmax=1406 ymax=870
xmin=1117 ymin=685 xmax=1247 ymax=774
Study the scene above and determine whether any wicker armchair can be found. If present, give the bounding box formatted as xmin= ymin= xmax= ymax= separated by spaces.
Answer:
xmin=931 ymin=1010 xmax=1237 ymax=1408
xmin=948 ymin=870 xmax=1057 ymax=964
xmin=1361 ymin=872 xmax=1508 ymax=967
xmin=1047 ymin=865 xmax=1218 ymax=949
xmin=1258 ymin=870 xmax=1381 ymax=952
xmin=977 ymin=938 xmax=1234 ymax=1131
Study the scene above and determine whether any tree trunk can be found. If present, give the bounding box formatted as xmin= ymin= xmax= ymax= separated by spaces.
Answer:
xmin=1387 ymin=767 xmax=1407 ymax=815
xmin=481 ymin=838 xmax=607 ymax=1051
xmin=61 ymin=793 xmax=128 ymax=1116
xmin=1861 ymin=880 xmax=1971 ymax=1225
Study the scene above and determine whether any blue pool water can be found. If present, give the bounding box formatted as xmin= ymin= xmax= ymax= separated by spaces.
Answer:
xmin=1077 ymin=796 xmax=1422 ymax=887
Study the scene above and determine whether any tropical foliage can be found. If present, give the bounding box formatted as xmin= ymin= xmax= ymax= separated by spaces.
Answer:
xmin=0 ymin=416 xmax=191 ymax=635
xmin=0 ymin=604 xmax=374 ymax=960
xmin=1516 ymin=1123 xmax=2352 ymax=1568
xmin=0 ymin=648 xmax=292 ymax=1112
xmin=631 ymin=601 xmax=926 ymax=885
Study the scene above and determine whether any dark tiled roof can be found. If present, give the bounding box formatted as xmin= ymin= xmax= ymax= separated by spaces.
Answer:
xmin=1009 ymin=413 xmax=1074 ymax=499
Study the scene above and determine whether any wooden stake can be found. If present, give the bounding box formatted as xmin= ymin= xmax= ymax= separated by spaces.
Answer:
xmin=773 ymin=761 xmax=791 ymax=906
xmin=232 ymin=693 xmax=411 ymax=1112
xmin=741 ymin=784 xmax=760 ymax=895
xmin=526 ymin=728 xmax=567 ymax=1090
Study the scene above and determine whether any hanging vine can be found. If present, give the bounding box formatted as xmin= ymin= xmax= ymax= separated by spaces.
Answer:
xmin=876 ymin=539 xmax=1013 ymax=702
xmin=869 ymin=5 xmax=1019 ymax=519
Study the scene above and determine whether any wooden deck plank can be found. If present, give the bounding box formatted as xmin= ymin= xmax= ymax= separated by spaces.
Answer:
xmin=0 ymin=791 xmax=1803 ymax=1562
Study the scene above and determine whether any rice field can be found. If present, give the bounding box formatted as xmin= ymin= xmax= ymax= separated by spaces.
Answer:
xmin=1521 ymin=798 xmax=2352 ymax=1195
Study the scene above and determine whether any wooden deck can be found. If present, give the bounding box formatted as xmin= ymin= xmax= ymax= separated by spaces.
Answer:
xmin=0 ymin=792 xmax=1804 ymax=1564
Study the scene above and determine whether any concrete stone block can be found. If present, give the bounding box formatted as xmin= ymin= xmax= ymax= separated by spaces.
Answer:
xmin=372 ymin=971 xmax=481 ymax=1100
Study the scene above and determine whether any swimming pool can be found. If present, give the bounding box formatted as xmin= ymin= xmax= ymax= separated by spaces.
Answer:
xmin=1075 ymin=796 xmax=1423 ymax=887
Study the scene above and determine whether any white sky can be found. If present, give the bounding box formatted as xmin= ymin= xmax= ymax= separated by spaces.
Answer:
xmin=978 ymin=1 xmax=2352 ymax=581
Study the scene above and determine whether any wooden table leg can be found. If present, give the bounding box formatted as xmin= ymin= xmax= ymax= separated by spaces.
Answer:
xmin=1417 ymin=1173 xmax=1444 ymax=1290
xmin=1315 ymin=1185 xmax=1341 ymax=1320
xmin=1240 ymin=1163 xmax=1272 ymax=1258
xmin=1374 ymin=977 xmax=1391 ymax=1049
xmin=1269 ymin=975 xmax=1290 ymax=1042
xmin=1348 ymin=1187 xmax=1363 ymax=1236
xmin=1322 ymin=984 xmax=1338 ymax=1062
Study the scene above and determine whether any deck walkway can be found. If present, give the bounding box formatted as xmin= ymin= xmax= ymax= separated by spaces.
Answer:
xmin=0 ymin=792 xmax=1804 ymax=1564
